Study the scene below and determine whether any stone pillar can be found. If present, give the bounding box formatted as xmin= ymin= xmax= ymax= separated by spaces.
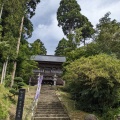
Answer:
xmin=53 ymin=74 xmax=57 ymax=86
xmin=53 ymin=79 xmax=57 ymax=85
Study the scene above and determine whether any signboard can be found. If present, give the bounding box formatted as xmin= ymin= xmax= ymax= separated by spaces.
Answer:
xmin=15 ymin=89 xmax=26 ymax=120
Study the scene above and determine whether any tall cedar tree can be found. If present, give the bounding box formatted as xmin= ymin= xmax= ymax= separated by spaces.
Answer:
xmin=0 ymin=0 xmax=40 ymax=85
xmin=57 ymin=0 xmax=82 ymax=35
xmin=57 ymin=0 xmax=94 ymax=46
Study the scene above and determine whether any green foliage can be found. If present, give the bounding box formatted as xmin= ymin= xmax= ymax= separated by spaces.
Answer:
xmin=4 ymin=75 xmax=12 ymax=87
xmin=16 ymin=59 xmax=37 ymax=83
xmin=0 ymin=102 xmax=8 ymax=119
xmin=16 ymin=40 xmax=38 ymax=83
xmin=57 ymin=0 xmax=82 ymax=35
xmin=23 ymin=16 xmax=33 ymax=38
xmin=57 ymin=0 xmax=94 ymax=46
xmin=9 ymin=88 xmax=19 ymax=96
xmin=95 ymin=12 xmax=120 ymax=58
xmin=63 ymin=54 xmax=120 ymax=117
xmin=0 ymin=0 xmax=40 ymax=86
xmin=80 ymin=17 xmax=95 ymax=46
xmin=66 ymin=42 xmax=100 ymax=62
xmin=55 ymin=38 xmax=68 ymax=56
xmin=27 ymin=0 xmax=41 ymax=18
xmin=14 ymin=77 xmax=26 ymax=89
xmin=30 ymin=39 xmax=47 ymax=55
xmin=0 ymin=85 xmax=10 ymax=119
xmin=75 ymin=28 xmax=83 ymax=46
xmin=14 ymin=77 xmax=23 ymax=82
xmin=101 ymin=108 xmax=120 ymax=120
xmin=9 ymin=77 xmax=26 ymax=96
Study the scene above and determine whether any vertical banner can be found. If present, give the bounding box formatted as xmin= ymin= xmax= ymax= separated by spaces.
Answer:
xmin=15 ymin=89 xmax=26 ymax=120
xmin=34 ymin=75 xmax=43 ymax=101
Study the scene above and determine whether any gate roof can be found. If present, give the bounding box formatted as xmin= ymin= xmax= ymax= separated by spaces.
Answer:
xmin=31 ymin=55 xmax=66 ymax=63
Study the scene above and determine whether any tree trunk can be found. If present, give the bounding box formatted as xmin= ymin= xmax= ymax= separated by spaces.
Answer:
xmin=3 ymin=57 xmax=8 ymax=80
xmin=83 ymin=38 xmax=86 ymax=46
xmin=1 ymin=62 xmax=5 ymax=84
xmin=11 ymin=16 xmax=24 ymax=87
xmin=1 ymin=57 xmax=9 ymax=84
xmin=0 ymin=2 xmax=4 ymax=19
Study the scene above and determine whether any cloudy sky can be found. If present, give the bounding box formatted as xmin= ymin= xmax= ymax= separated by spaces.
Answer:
xmin=28 ymin=0 xmax=120 ymax=55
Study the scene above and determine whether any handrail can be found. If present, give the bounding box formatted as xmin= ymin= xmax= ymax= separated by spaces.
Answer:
xmin=24 ymin=75 xmax=43 ymax=120
xmin=24 ymin=99 xmax=37 ymax=120
xmin=31 ymin=99 xmax=39 ymax=120
xmin=24 ymin=89 xmax=41 ymax=120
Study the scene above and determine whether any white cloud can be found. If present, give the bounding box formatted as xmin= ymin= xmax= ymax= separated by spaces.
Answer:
xmin=28 ymin=14 xmax=65 ymax=55
xmin=78 ymin=0 xmax=120 ymax=27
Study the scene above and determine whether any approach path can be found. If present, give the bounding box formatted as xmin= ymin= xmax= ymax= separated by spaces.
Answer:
xmin=33 ymin=85 xmax=70 ymax=120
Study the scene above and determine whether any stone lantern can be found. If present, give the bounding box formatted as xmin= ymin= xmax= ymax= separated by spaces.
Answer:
xmin=53 ymin=74 xmax=57 ymax=86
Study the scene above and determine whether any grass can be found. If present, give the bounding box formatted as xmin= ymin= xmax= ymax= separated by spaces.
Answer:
xmin=0 ymin=84 xmax=11 ymax=120
xmin=56 ymin=86 xmax=120 ymax=120
xmin=22 ymin=85 xmax=37 ymax=120
xmin=0 ymin=84 xmax=37 ymax=120
xmin=56 ymin=86 xmax=88 ymax=120
xmin=1 ymin=84 xmax=119 ymax=120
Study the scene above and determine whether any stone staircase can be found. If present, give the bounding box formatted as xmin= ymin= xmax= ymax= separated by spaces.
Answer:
xmin=33 ymin=85 xmax=70 ymax=120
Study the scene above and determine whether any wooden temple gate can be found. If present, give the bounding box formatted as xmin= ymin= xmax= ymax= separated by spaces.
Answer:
xmin=30 ymin=55 xmax=66 ymax=85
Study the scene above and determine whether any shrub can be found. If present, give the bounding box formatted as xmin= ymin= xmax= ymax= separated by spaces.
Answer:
xmin=9 ymin=77 xmax=26 ymax=97
xmin=4 ymin=75 xmax=12 ymax=87
xmin=63 ymin=54 xmax=120 ymax=116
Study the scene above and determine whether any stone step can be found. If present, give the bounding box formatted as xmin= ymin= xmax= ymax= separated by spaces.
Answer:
xmin=38 ymin=103 xmax=62 ymax=105
xmin=33 ymin=85 xmax=70 ymax=120
xmin=37 ymin=103 xmax=62 ymax=105
xmin=35 ymin=114 xmax=68 ymax=117
xmin=38 ymin=102 xmax=61 ymax=104
xmin=37 ymin=107 xmax=63 ymax=110
xmin=34 ymin=117 xmax=70 ymax=120
xmin=37 ymin=105 xmax=63 ymax=108
xmin=37 ymin=104 xmax=62 ymax=106
xmin=37 ymin=105 xmax=63 ymax=109
xmin=36 ymin=109 xmax=64 ymax=112
xmin=35 ymin=111 xmax=66 ymax=114
xmin=37 ymin=104 xmax=61 ymax=106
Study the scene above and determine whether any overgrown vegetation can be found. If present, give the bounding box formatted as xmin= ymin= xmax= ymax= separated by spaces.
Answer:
xmin=0 ymin=0 xmax=120 ymax=119
xmin=56 ymin=86 xmax=88 ymax=120
xmin=0 ymin=85 xmax=10 ymax=119
xmin=55 ymin=1 xmax=120 ymax=119
xmin=0 ymin=0 xmax=44 ymax=119
xmin=63 ymin=54 xmax=120 ymax=119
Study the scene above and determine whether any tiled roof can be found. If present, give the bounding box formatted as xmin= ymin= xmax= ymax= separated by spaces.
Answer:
xmin=31 ymin=55 xmax=66 ymax=63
